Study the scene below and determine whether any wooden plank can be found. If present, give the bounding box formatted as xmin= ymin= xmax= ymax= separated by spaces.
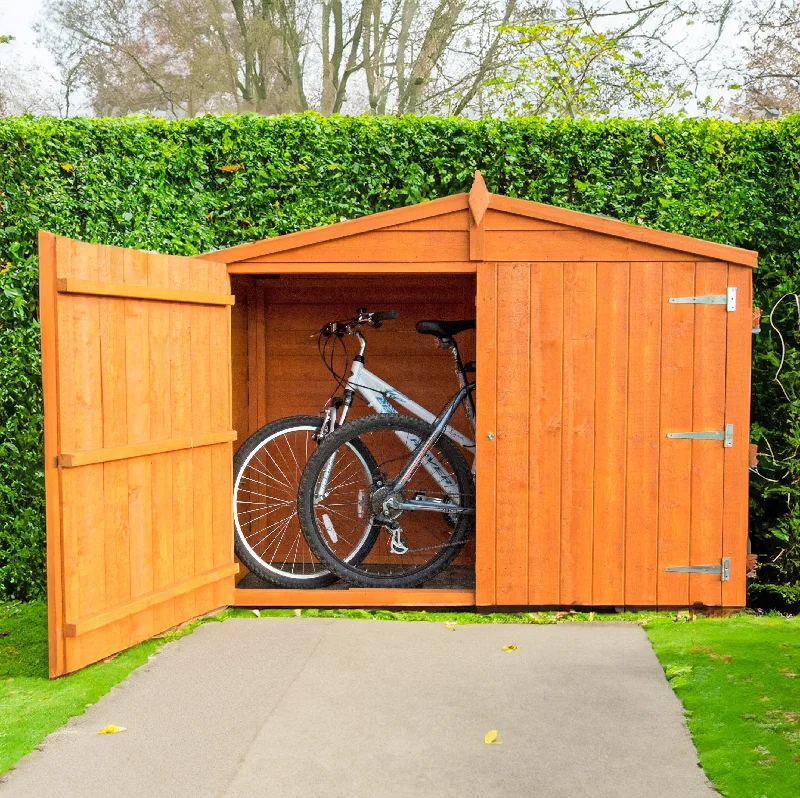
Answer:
xmin=484 ymin=210 xmax=569 ymax=231
xmin=97 ymin=241 xmax=131 ymax=661
xmin=657 ymin=262 xmax=695 ymax=607
xmin=54 ymin=237 xmax=81 ymax=671
xmin=228 ymin=261 xmax=477 ymax=275
xmin=489 ymin=195 xmax=758 ymax=267
xmin=66 ymin=563 xmax=239 ymax=637
xmin=67 ymin=241 xmax=108 ymax=667
xmin=169 ymin=254 xmax=197 ymax=623
xmin=475 ymin=262 xmax=498 ymax=606
xmin=40 ymin=232 xmax=67 ymax=677
xmin=689 ymin=262 xmax=728 ymax=607
xmin=527 ymin=263 xmax=563 ymax=605
xmin=124 ymin=248 xmax=155 ymax=643
xmin=559 ymin=262 xmax=596 ymax=606
xmin=59 ymin=430 xmax=236 ymax=467
xmin=469 ymin=207 xmax=485 ymax=261
xmin=57 ymin=277 xmax=234 ymax=305
xmin=233 ymin=588 xmax=476 ymax=608
xmin=190 ymin=261 xmax=216 ymax=611
xmin=200 ymin=194 xmax=470 ymax=263
xmin=256 ymin=286 xmax=267 ymax=427
xmin=486 ymin=231 xmax=700 ymax=264
xmin=494 ymin=262 xmax=530 ymax=605
xmin=592 ymin=263 xmax=628 ymax=606
xmin=147 ymin=253 xmax=176 ymax=634
xmin=722 ymin=265 xmax=752 ymax=607
xmin=208 ymin=262 xmax=235 ymax=609
xmin=247 ymin=283 xmax=259 ymax=437
xmin=385 ymin=210 xmax=469 ymax=231
xmin=247 ymin=231 xmax=468 ymax=264
xmin=625 ymin=263 xmax=663 ymax=606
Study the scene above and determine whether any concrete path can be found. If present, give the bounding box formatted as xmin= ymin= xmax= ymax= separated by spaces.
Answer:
xmin=1 ymin=619 xmax=716 ymax=797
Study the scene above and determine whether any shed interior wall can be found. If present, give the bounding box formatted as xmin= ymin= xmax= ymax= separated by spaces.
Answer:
xmin=229 ymin=272 xmax=478 ymax=587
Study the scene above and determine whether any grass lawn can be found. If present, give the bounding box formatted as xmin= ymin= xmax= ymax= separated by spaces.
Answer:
xmin=1 ymin=603 xmax=798 ymax=797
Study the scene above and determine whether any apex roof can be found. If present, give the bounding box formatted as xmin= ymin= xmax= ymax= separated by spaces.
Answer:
xmin=201 ymin=172 xmax=757 ymax=268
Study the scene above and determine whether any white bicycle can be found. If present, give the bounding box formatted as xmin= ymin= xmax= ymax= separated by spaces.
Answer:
xmin=232 ymin=308 xmax=476 ymax=588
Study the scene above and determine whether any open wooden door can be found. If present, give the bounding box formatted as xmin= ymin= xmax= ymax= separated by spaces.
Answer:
xmin=40 ymin=232 xmax=238 ymax=677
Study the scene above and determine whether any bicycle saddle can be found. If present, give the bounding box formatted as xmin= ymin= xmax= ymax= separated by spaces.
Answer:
xmin=415 ymin=319 xmax=476 ymax=338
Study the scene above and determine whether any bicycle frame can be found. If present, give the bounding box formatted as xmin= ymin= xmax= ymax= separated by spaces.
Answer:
xmin=314 ymin=327 xmax=475 ymax=503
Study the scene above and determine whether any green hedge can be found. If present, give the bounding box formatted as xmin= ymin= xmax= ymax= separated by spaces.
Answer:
xmin=1 ymin=113 xmax=799 ymax=606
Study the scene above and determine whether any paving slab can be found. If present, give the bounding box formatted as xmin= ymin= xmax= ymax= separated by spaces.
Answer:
xmin=0 ymin=619 xmax=716 ymax=797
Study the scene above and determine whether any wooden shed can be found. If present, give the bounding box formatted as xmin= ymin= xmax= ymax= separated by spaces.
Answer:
xmin=40 ymin=172 xmax=757 ymax=675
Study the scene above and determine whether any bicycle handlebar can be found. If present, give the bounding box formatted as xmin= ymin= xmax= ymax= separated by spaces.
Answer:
xmin=319 ymin=308 xmax=399 ymax=336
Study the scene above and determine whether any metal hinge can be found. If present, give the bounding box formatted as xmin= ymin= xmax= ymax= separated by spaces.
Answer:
xmin=666 ymin=424 xmax=734 ymax=448
xmin=669 ymin=286 xmax=737 ymax=311
xmin=665 ymin=557 xmax=731 ymax=581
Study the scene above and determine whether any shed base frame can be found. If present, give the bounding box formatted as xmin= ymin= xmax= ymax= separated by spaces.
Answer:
xmin=231 ymin=589 xmax=744 ymax=611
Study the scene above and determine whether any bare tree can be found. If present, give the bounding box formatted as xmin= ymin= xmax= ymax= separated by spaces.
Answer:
xmin=38 ymin=0 xmax=735 ymax=118
xmin=729 ymin=1 xmax=800 ymax=118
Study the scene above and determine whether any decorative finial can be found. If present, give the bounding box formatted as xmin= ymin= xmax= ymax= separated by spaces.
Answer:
xmin=469 ymin=170 xmax=490 ymax=226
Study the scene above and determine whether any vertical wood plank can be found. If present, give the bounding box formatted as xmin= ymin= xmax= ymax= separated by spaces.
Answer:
xmin=475 ymin=262 xmax=498 ymax=606
xmin=67 ymin=240 xmax=108 ymax=666
xmin=592 ymin=263 xmax=628 ymax=606
xmin=147 ymin=253 xmax=176 ymax=631
xmin=190 ymin=261 xmax=215 ymax=610
xmin=169 ymin=255 xmax=196 ymax=622
xmin=625 ymin=262 xmax=662 ymax=606
xmin=528 ymin=263 xmax=563 ymax=605
xmin=209 ymin=262 xmax=234 ymax=608
xmin=722 ymin=265 xmax=752 ymax=607
xmin=98 ymin=243 xmax=132 ymax=658
xmin=689 ymin=262 xmax=728 ymax=606
xmin=657 ymin=262 xmax=695 ymax=607
xmin=256 ymin=287 xmax=267 ymax=426
xmin=40 ymin=232 xmax=66 ymax=677
xmin=560 ymin=262 xmax=596 ymax=605
xmin=494 ymin=262 xmax=530 ymax=605
xmin=124 ymin=249 xmax=155 ymax=641
xmin=247 ymin=283 xmax=259 ymax=437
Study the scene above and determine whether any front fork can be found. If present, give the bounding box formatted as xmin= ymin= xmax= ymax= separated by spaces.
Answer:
xmin=314 ymin=388 xmax=355 ymax=501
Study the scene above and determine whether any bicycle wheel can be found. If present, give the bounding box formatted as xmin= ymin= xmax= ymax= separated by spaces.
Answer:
xmin=233 ymin=416 xmax=381 ymax=588
xmin=297 ymin=414 xmax=475 ymax=588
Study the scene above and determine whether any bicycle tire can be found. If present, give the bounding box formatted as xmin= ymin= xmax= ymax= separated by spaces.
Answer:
xmin=233 ymin=415 xmax=381 ymax=588
xmin=297 ymin=414 xmax=474 ymax=588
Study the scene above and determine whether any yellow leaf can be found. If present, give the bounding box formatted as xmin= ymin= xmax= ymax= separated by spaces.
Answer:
xmin=484 ymin=729 xmax=500 ymax=744
xmin=218 ymin=164 xmax=243 ymax=172
xmin=60 ymin=163 xmax=73 ymax=172
xmin=653 ymin=134 xmax=664 ymax=144
xmin=445 ymin=621 xmax=458 ymax=631
xmin=502 ymin=644 xmax=518 ymax=651
xmin=97 ymin=725 xmax=126 ymax=734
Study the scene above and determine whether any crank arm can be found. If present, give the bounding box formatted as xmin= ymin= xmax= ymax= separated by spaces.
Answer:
xmin=394 ymin=500 xmax=474 ymax=514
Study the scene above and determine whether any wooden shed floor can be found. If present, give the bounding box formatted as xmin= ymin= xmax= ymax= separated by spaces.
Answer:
xmin=236 ymin=566 xmax=476 ymax=592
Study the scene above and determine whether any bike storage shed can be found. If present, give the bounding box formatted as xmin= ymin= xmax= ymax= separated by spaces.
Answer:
xmin=40 ymin=172 xmax=756 ymax=676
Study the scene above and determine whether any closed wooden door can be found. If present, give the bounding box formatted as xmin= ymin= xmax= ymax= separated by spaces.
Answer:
xmin=474 ymin=260 xmax=750 ymax=608
xmin=40 ymin=233 xmax=238 ymax=677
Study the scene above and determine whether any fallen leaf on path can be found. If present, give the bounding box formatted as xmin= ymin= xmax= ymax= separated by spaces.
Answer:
xmin=445 ymin=621 xmax=457 ymax=631
xmin=484 ymin=729 xmax=500 ymax=744
xmin=97 ymin=725 xmax=126 ymax=735
xmin=502 ymin=645 xmax=517 ymax=651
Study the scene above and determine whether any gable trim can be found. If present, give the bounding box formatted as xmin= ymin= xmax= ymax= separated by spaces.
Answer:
xmin=198 ymin=194 xmax=469 ymax=264
xmin=489 ymin=195 xmax=757 ymax=268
